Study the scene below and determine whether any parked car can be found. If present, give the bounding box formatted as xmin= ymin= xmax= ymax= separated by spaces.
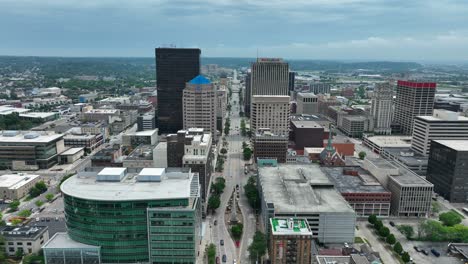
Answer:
xmin=421 ymin=249 xmax=429 ymax=255
xmin=431 ymin=249 xmax=440 ymax=257
xmin=214 ymin=220 xmax=217 ymax=226
xmin=389 ymin=221 xmax=395 ymax=227
xmin=222 ymin=255 xmax=227 ymax=263
xmin=414 ymin=246 xmax=420 ymax=252
xmin=216 ymin=256 xmax=220 ymax=264
xmin=220 ymin=239 xmax=224 ymax=246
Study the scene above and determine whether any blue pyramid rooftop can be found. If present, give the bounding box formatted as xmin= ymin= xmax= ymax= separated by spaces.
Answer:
xmin=189 ymin=75 xmax=211 ymax=85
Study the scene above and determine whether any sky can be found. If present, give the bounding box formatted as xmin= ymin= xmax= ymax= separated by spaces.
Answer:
xmin=1 ymin=0 xmax=468 ymax=61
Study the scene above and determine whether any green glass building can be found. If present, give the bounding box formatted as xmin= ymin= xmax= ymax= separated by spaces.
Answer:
xmin=55 ymin=167 xmax=201 ymax=264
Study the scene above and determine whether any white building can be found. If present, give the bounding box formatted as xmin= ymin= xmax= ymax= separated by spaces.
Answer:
xmin=0 ymin=173 xmax=42 ymax=200
xmin=412 ymin=109 xmax=468 ymax=156
xmin=296 ymin=92 xmax=318 ymax=115
xmin=371 ymin=82 xmax=393 ymax=135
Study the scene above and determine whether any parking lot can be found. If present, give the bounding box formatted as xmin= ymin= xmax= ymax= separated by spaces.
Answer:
xmin=27 ymin=196 xmax=66 ymax=237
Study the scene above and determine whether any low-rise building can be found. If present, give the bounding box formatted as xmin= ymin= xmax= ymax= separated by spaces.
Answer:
xmin=296 ymin=92 xmax=318 ymax=115
xmin=254 ymin=129 xmax=288 ymax=163
xmin=0 ymin=131 xmax=65 ymax=170
xmin=122 ymin=145 xmax=155 ymax=168
xmin=137 ymin=113 xmax=156 ymax=131
xmin=363 ymin=135 xmax=412 ymax=154
xmin=91 ymin=146 xmax=123 ymax=167
xmin=19 ymin=112 xmax=58 ymax=123
xmin=0 ymin=173 xmax=41 ymax=200
xmin=1 ymin=225 xmax=49 ymax=256
xmin=322 ymin=167 xmax=391 ymax=217
xmin=153 ymin=142 xmax=167 ymax=168
xmin=122 ymin=129 xmax=158 ymax=147
xmin=270 ymin=218 xmax=312 ymax=264
xmin=362 ymin=157 xmax=433 ymax=217
xmin=258 ymin=164 xmax=356 ymax=243
xmin=64 ymin=133 xmax=103 ymax=153
xmin=58 ymin=147 xmax=84 ymax=164
xmin=340 ymin=115 xmax=373 ymax=138
xmin=290 ymin=120 xmax=324 ymax=149
xmin=43 ymin=232 xmax=101 ymax=264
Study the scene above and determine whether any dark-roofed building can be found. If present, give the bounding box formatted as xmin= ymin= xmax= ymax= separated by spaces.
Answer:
xmin=0 ymin=225 xmax=49 ymax=256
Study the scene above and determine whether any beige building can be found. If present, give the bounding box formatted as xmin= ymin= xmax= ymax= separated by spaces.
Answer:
xmin=1 ymin=226 xmax=49 ymax=256
xmin=183 ymin=75 xmax=218 ymax=141
xmin=250 ymin=58 xmax=290 ymax=136
xmin=296 ymin=92 xmax=318 ymax=115
xmin=371 ymin=82 xmax=393 ymax=135
xmin=0 ymin=174 xmax=42 ymax=200
xmin=270 ymin=218 xmax=312 ymax=264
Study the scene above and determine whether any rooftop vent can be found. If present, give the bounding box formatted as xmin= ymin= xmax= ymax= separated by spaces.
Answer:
xmin=3 ymin=131 xmax=18 ymax=137
xmin=24 ymin=132 xmax=40 ymax=139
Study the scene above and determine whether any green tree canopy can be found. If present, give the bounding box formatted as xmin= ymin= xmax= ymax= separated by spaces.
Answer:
xmin=231 ymin=223 xmax=243 ymax=240
xmin=206 ymin=243 xmax=216 ymax=264
xmin=379 ymin=227 xmax=390 ymax=237
xmin=358 ymin=151 xmax=367 ymax=160
xmin=45 ymin=193 xmax=54 ymax=202
xmin=439 ymin=211 xmax=462 ymax=226
xmin=208 ymin=195 xmax=221 ymax=212
xmin=248 ymin=231 xmax=267 ymax=261
xmin=386 ymin=234 xmax=396 ymax=245
xmin=401 ymin=252 xmax=411 ymax=263
xmin=393 ymin=242 xmax=403 ymax=254
xmin=9 ymin=200 xmax=20 ymax=211
xmin=243 ymin=147 xmax=252 ymax=161
xmin=368 ymin=214 xmax=377 ymax=225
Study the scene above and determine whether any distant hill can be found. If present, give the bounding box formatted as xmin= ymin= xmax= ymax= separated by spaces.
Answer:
xmin=0 ymin=56 xmax=422 ymax=77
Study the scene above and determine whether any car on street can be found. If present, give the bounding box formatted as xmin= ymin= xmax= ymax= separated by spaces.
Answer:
xmin=389 ymin=221 xmax=395 ymax=227
xmin=233 ymin=259 xmax=236 ymax=264
xmin=431 ymin=249 xmax=440 ymax=257
xmin=222 ymin=255 xmax=226 ymax=263
xmin=414 ymin=246 xmax=420 ymax=252
xmin=220 ymin=239 xmax=224 ymax=246
xmin=214 ymin=220 xmax=217 ymax=226
xmin=421 ymin=249 xmax=429 ymax=255
xmin=216 ymin=256 xmax=220 ymax=264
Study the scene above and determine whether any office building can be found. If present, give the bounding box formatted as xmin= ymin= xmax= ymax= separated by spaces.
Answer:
xmin=412 ymin=110 xmax=468 ymax=156
xmin=91 ymin=146 xmax=123 ymax=167
xmin=244 ymin=72 xmax=251 ymax=117
xmin=371 ymin=82 xmax=393 ymax=135
xmin=0 ymin=131 xmax=65 ymax=170
xmin=153 ymin=142 xmax=168 ymax=168
xmin=310 ymin=82 xmax=331 ymax=95
xmin=254 ymin=130 xmax=288 ymax=163
xmin=43 ymin=233 xmax=101 ymax=264
xmin=122 ymin=145 xmax=156 ymax=168
xmin=340 ymin=115 xmax=373 ymax=138
xmin=269 ymin=218 xmax=312 ymax=264
xmin=322 ymin=167 xmax=391 ymax=217
xmin=156 ymin=48 xmax=201 ymax=134
xmin=54 ymin=167 xmax=202 ymax=264
xmin=427 ymin=140 xmax=468 ymax=203
xmin=251 ymin=96 xmax=290 ymax=135
xmin=58 ymin=147 xmax=84 ymax=164
xmin=393 ymin=80 xmax=436 ymax=135
xmin=296 ymin=92 xmax=318 ymax=115
xmin=1 ymin=226 xmax=49 ymax=256
xmin=288 ymin=71 xmax=296 ymax=92
xmin=217 ymin=86 xmax=227 ymax=133
xmin=137 ymin=113 xmax=156 ymax=131
xmin=64 ymin=133 xmax=103 ymax=153
xmin=290 ymin=120 xmax=324 ymax=150
xmin=167 ymin=129 xmax=212 ymax=200
xmin=362 ymin=158 xmax=433 ymax=217
xmin=0 ymin=173 xmax=41 ymax=200
xmin=258 ymin=164 xmax=356 ymax=243
xmin=121 ymin=129 xmax=158 ymax=147
xmin=250 ymin=58 xmax=290 ymax=135
xmin=183 ymin=75 xmax=218 ymax=141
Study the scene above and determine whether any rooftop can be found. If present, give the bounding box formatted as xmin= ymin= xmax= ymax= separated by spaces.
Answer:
xmin=61 ymin=167 xmax=198 ymax=201
xmin=433 ymin=140 xmax=468 ymax=151
xmin=290 ymin=114 xmax=329 ymax=123
xmin=365 ymin=136 xmax=412 ymax=148
xmin=0 ymin=226 xmax=48 ymax=239
xmin=43 ymin=232 xmax=100 ymax=249
xmin=60 ymin=147 xmax=84 ymax=156
xmin=0 ymin=105 xmax=31 ymax=115
xmin=0 ymin=174 xmax=41 ymax=189
xmin=270 ymin=218 xmax=312 ymax=236
xmin=126 ymin=145 xmax=154 ymax=160
xmin=382 ymin=147 xmax=428 ymax=166
xmin=124 ymin=129 xmax=158 ymax=136
xmin=19 ymin=112 xmax=56 ymax=119
xmin=291 ymin=120 xmax=324 ymax=129
xmin=321 ymin=167 xmax=388 ymax=194
xmin=258 ymin=164 xmax=354 ymax=214
xmin=84 ymin=109 xmax=119 ymax=114
xmin=0 ymin=131 xmax=63 ymax=144
xmin=189 ymin=75 xmax=211 ymax=85
xmin=417 ymin=109 xmax=468 ymax=122
xmin=366 ymin=157 xmax=432 ymax=186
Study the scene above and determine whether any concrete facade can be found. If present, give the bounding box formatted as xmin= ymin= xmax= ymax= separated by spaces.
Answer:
xmin=371 ymin=82 xmax=393 ymax=135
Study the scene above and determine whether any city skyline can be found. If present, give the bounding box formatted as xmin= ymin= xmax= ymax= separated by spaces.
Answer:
xmin=0 ymin=0 xmax=468 ymax=61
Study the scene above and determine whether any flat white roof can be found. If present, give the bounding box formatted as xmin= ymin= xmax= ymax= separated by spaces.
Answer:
xmin=43 ymin=233 xmax=100 ymax=249
xmin=0 ymin=131 xmax=63 ymax=144
xmin=138 ymin=168 xmax=165 ymax=176
xmin=60 ymin=147 xmax=84 ymax=156
xmin=98 ymin=167 xmax=127 ymax=176
xmin=125 ymin=129 xmax=158 ymax=136
xmin=365 ymin=136 xmax=412 ymax=147
xmin=61 ymin=168 xmax=195 ymax=201
xmin=0 ymin=174 xmax=40 ymax=190
xmin=19 ymin=112 xmax=56 ymax=118
xmin=0 ymin=106 xmax=31 ymax=115
xmin=434 ymin=140 xmax=468 ymax=151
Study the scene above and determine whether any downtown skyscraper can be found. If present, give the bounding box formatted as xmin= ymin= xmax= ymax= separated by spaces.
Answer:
xmin=371 ymin=82 xmax=393 ymax=135
xmin=393 ymin=80 xmax=436 ymax=135
xmin=250 ymin=58 xmax=290 ymax=136
xmin=156 ymin=48 xmax=201 ymax=134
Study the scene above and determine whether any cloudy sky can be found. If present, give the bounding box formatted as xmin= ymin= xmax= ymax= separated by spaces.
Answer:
xmin=1 ymin=0 xmax=468 ymax=61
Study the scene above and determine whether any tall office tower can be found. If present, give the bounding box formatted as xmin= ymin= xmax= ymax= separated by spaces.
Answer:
xmin=183 ymin=75 xmax=218 ymax=141
xmin=156 ymin=48 xmax=201 ymax=134
xmin=310 ymin=82 xmax=331 ymax=94
xmin=296 ymin=92 xmax=318 ymax=115
xmin=427 ymin=140 xmax=468 ymax=202
xmin=250 ymin=58 xmax=290 ymax=136
xmin=371 ymin=82 xmax=393 ymax=135
xmin=393 ymin=80 xmax=436 ymax=135
xmin=244 ymin=71 xmax=251 ymax=117
xmin=288 ymin=71 xmax=296 ymax=92
xmin=412 ymin=110 xmax=468 ymax=156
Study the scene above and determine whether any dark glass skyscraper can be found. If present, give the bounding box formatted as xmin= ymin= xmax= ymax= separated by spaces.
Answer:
xmin=156 ymin=48 xmax=201 ymax=134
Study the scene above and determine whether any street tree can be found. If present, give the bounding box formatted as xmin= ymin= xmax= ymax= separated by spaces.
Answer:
xmin=45 ymin=193 xmax=54 ymax=202
xmin=220 ymin=148 xmax=228 ymax=155
xmin=9 ymin=200 xmax=20 ymax=211
xmin=248 ymin=231 xmax=267 ymax=261
xmin=206 ymin=244 xmax=216 ymax=264
xmin=231 ymin=223 xmax=243 ymax=240
xmin=393 ymin=242 xmax=403 ymax=254
xmin=386 ymin=234 xmax=396 ymax=245
xmin=379 ymin=227 xmax=390 ymax=238
xmin=358 ymin=151 xmax=367 ymax=160
xmin=208 ymin=195 xmax=221 ymax=212
xmin=243 ymin=147 xmax=252 ymax=161
xmin=439 ymin=211 xmax=462 ymax=226
xmin=368 ymin=214 xmax=377 ymax=225
xmin=401 ymin=252 xmax=411 ymax=263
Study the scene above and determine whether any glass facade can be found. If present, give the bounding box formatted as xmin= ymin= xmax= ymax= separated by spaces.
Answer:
xmin=44 ymin=248 xmax=101 ymax=264
xmin=64 ymin=194 xmax=200 ymax=264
